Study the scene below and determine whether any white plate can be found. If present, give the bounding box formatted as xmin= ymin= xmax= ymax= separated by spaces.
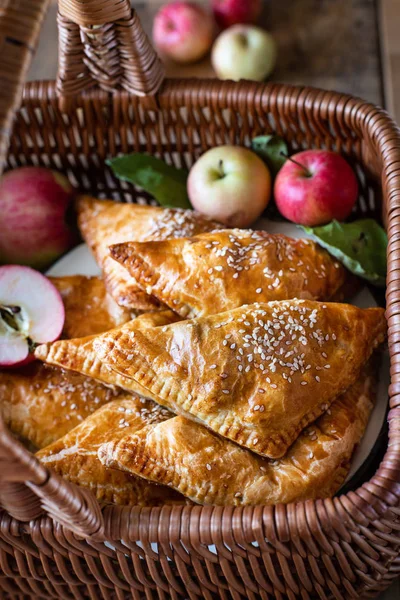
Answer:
xmin=49 ymin=224 xmax=389 ymax=486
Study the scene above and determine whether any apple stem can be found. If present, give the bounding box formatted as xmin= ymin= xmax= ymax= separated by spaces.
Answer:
xmin=280 ymin=152 xmax=312 ymax=177
xmin=218 ymin=159 xmax=226 ymax=179
xmin=28 ymin=337 xmax=37 ymax=353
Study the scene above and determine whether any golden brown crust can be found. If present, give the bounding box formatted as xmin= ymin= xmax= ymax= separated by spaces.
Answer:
xmin=95 ymin=300 xmax=386 ymax=458
xmin=0 ymin=362 xmax=126 ymax=449
xmin=98 ymin=367 xmax=377 ymax=505
xmin=34 ymin=310 xmax=181 ymax=400
xmin=110 ymin=229 xmax=348 ymax=318
xmin=76 ymin=196 xmax=222 ymax=309
xmin=37 ymin=398 xmax=185 ymax=506
xmin=51 ymin=275 xmax=133 ymax=338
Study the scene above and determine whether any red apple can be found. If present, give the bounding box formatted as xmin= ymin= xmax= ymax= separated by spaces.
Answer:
xmin=0 ymin=167 xmax=76 ymax=269
xmin=274 ymin=150 xmax=359 ymax=226
xmin=0 ymin=266 xmax=65 ymax=366
xmin=187 ymin=145 xmax=271 ymax=227
xmin=212 ymin=0 xmax=262 ymax=29
xmin=153 ymin=1 xmax=214 ymax=64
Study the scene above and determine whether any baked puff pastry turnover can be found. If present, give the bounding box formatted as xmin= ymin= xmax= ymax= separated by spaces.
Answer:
xmin=110 ymin=228 xmax=348 ymax=318
xmin=98 ymin=364 xmax=376 ymax=505
xmin=34 ymin=309 xmax=181 ymax=400
xmin=76 ymin=196 xmax=222 ymax=310
xmin=94 ymin=300 xmax=386 ymax=458
xmin=37 ymin=397 xmax=184 ymax=506
xmin=51 ymin=275 xmax=133 ymax=338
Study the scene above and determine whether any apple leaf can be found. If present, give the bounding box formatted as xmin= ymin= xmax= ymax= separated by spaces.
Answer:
xmin=251 ymin=135 xmax=288 ymax=177
xmin=107 ymin=153 xmax=192 ymax=209
xmin=301 ymin=219 xmax=387 ymax=286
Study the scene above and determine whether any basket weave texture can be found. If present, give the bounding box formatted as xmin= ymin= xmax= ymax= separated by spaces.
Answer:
xmin=0 ymin=1 xmax=400 ymax=598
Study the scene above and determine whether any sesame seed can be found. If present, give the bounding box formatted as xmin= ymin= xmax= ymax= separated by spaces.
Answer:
xmin=254 ymin=405 xmax=260 ymax=411
xmin=234 ymin=492 xmax=242 ymax=498
xmin=301 ymin=381 xmax=307 ymax=385
xmin=222 ymin=389 xmax=230 ymax=394
xmin=258 ymin=388 xmax=265 ymax=394
xmin=253 ymin=438 xmax=259 ymax=445
xmin=210 ymin=364 xmax=217 ymax=369
xmin=324 ymin=364 xmax=330 ymax=369
xmin=256 ymin=288 xmax=263 ymax=294
xmin=206 ymin=464 xmax=212 ymax=470
xmin=315 ymin=376 xmax=320 ymax=383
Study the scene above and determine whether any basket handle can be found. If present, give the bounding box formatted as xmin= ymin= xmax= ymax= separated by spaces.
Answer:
xmin=0 ymin=0 xmax=50 ymax=171
xmin=57 ymin=0 xmax=165 ymax=102
xmin=0 ymin=416 xmax=104 ymax=538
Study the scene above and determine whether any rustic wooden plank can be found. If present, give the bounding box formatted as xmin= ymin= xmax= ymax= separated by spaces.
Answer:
xmin=379 ymin=0 xmax=400 ymax=121
xmin=28 ymin=0 xmax=382 ymax=106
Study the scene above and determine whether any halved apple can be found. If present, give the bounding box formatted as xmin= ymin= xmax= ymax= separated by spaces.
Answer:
xmin=0 ymin=265 xmax=65 ymax=366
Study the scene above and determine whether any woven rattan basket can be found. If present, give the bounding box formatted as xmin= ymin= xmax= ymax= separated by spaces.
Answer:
xmin=1 ymin=1 xmax=400 ymax=598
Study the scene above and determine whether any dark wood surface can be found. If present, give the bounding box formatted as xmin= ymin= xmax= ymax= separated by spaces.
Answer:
xmin=29 ymin=0 xmax=383 ymax=105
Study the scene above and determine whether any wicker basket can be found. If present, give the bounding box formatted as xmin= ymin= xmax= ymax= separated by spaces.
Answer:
xmin=1 ymin=1 xmax=400 ymax=598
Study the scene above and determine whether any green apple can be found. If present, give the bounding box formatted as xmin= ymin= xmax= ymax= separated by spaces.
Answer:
xmin=211 ymin=25 xmax=277 ymax=81
xmin=187 ymin=145 xmax=271 ymax=227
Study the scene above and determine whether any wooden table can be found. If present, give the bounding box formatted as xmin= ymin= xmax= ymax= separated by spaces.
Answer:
xmin=31 ymin=0 xmax=384 ymax=104
xmin=27 ymin=2 xmax=400 ymax=598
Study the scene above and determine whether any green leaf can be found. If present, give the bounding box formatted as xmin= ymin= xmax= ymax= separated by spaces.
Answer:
xmin=301 ymin=219 xmax=387 ymax=287
xmin=107 ymin=153 xmax=192 ymax=209
xmin=251 ymin=135 xmax=288 ymax=177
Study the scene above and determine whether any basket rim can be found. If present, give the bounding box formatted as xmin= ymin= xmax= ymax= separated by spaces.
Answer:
xmin=4 ymin=79 xmax=400 ymax=547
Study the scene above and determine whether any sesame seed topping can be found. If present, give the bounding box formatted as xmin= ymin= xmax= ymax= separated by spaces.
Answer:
xmin=210 ymin=364 xmax=217 ymax=369
xmin=206 ymin=463 xmax=212 ymax=470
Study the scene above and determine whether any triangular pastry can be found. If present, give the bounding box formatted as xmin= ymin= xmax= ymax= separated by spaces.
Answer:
xmin=110 ymin=228 xmax=348 ymax=318
xmin=0 ymin=362 xmax=127 ymax=449
xmin=98 ymin=365 xmax=376 ymax=505
xmin=51 ymin=275 xmax=133 ymax=338
xmin=34 ymin=310 xmax=181 ymax=400
xmin=77 ymin=196 xmax=222 ymax=310
xmin=94 ymin=300 xmax=386 ymax=458
xmin=1 ymin=276 xmax=144 ymax=449
xmin=37 ymin=397 xmax=184 ymax=506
